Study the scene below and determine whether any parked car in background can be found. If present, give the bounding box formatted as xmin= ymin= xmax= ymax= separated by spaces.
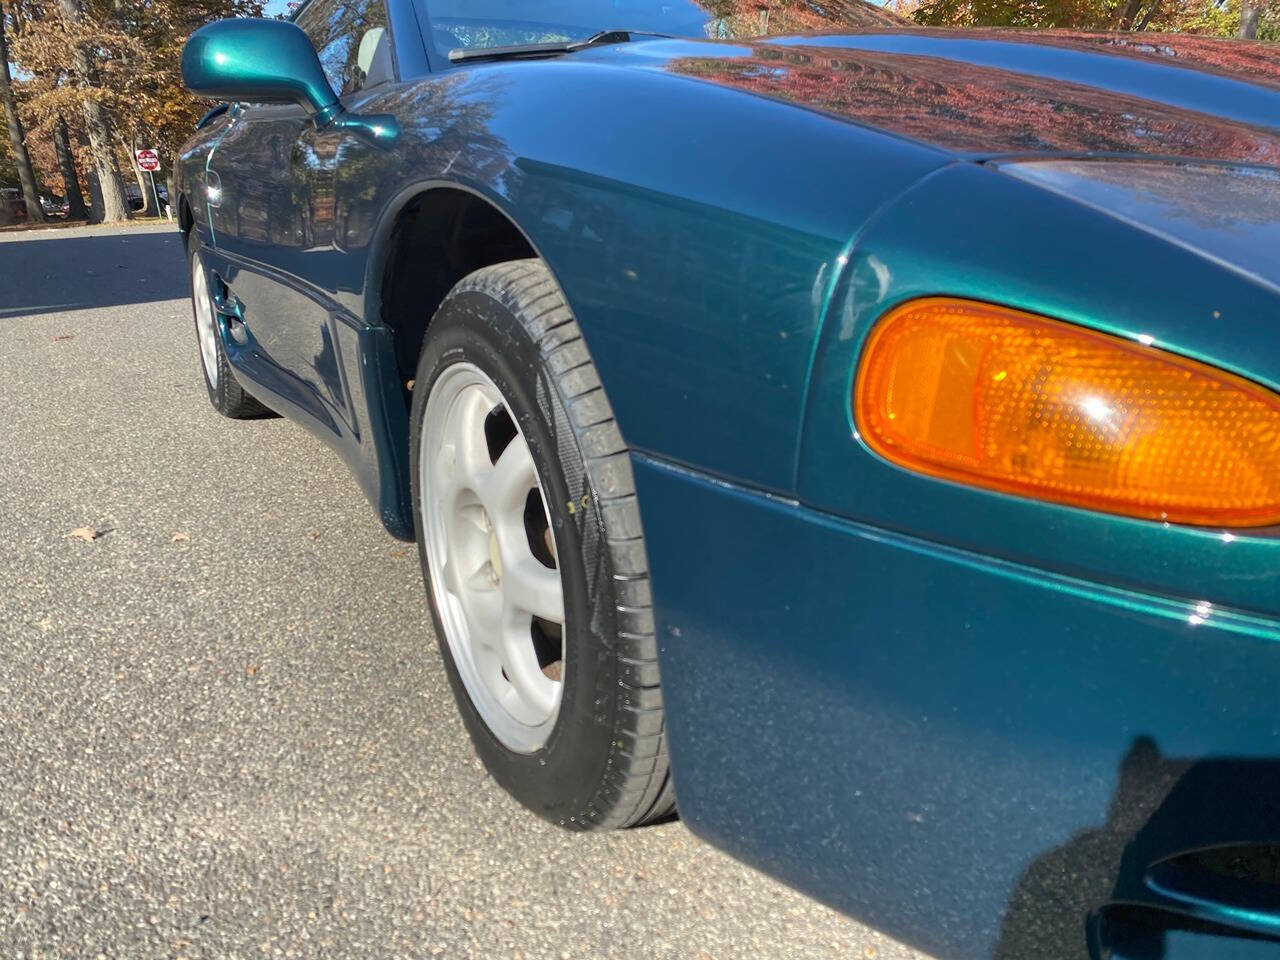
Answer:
xmin=39 ymin=194 xmax=68 ymax=217
xmin=176 ymin=4 xmax=1280 ymax=958
xmin=0 ymin=188 xmax=28 ymax=226
xmin=125 ymin=183 xmax=170 ymax=212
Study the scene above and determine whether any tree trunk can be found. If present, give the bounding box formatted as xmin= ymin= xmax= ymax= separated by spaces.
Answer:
xmin=131 ymin=157 xmax=156 ymax=217
xmin=1114 ymin=0 xmax=1144 ymax=28
xmin=0 ymin=3 xmax=46 ymax=222
xmin=1134 ymin=0 xmax=1161 ymax=30
xmin=126 ymin=136 xmax=158 ymax=217
xmin=53 ymin=116 xmax=88 ymax=219
xmin=56 ymin=0 xmax=129 ymax=222
xmin=1241 ymin=0 xmax=1261 ymax=37
xmin=86 ymin=165 xmax=103 ymax=223
xmin=78 ymin=92 xmax=130 ymax=222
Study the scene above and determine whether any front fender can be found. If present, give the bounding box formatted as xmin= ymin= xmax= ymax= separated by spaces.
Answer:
xmin=335 ymin=56 xmax=945 ymax=496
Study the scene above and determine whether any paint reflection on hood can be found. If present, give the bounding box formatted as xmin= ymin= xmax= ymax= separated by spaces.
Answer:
xmin=663 ymin=35 xmax=1280 ymax=166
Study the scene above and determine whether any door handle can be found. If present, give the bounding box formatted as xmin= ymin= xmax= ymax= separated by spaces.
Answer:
xmin=209 ymin=275 xmax=249 ymax=346
xmin=209 ymin=285 xmax=240 ymax=319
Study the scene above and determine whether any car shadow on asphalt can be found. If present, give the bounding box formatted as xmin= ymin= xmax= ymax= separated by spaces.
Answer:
xmin=0 ymin=230 xmax=187 ymax=317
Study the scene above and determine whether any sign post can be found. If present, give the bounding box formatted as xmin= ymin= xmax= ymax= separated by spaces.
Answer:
xmin=134 ymin=148 xmax=165 ymax=219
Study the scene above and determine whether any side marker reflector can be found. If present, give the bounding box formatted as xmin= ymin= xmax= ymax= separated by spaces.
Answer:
xmin=854 ymin=298 xmax=1280 ymax=527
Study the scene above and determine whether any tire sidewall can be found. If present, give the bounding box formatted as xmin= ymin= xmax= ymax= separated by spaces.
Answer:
xmin=410 ymin=290 xmax=622 ymax=827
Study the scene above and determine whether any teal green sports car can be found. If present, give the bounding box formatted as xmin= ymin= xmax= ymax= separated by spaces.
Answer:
xmin=178 ymin=4 xmax=1280 ymax=957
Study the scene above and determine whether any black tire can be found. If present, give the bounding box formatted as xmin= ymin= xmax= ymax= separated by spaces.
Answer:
xmin=185 ymin=232 xmax=271 ymax=419
xmin=410 ymin=259 xmax=675 ymax=830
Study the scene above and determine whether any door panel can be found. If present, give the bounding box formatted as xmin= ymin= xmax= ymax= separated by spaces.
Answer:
xmin=206 ymin=104 xmax=351 ymax=430
xmin=204 ymin=0 xmax=395 ymax=433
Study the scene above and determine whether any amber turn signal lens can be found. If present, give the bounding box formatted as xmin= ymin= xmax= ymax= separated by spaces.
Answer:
xmin=854 ymin=298 xmax=1280 ymax=527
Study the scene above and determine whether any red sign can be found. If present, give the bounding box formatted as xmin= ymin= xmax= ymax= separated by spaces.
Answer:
xmin=135 ymin=148 xmax=160 ymax=172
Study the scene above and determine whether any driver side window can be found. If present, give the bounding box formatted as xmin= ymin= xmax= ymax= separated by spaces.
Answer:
xmin=294 ymin=0 xmax=393 ymax=96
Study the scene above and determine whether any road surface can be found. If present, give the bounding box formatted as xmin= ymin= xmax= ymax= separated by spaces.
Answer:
xmin=0 ymin=224 xmax=927 ymax=959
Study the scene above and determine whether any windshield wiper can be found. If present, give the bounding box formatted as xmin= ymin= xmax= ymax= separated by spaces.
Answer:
xmin=447 ymin=29 xmax=671 ymax=64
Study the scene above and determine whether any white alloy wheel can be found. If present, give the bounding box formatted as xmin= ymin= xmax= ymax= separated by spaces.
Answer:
xmin=420 ymin=362 xmax=565 ymax=753
xmin=191 ymin=254 xmax=219 ymax=390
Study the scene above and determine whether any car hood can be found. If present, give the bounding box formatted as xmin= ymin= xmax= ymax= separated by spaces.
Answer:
xmin=596 ymin=30 xmax=1280 ymax=167
xmin=999 ymin=158 xmax=1280 ymax=292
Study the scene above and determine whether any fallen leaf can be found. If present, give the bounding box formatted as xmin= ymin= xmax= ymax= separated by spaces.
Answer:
xmin=390 ymin=549 xmax=407 ymax=559
xmin=69 ymin=527 xmax=102 ymax=542
xmin=171 ymin=531 xmax=190 ymax=543
xmin=245 ymin=665 xmax=258 ymax=676
xmin=53 ymin=334 xmax=73 ymax=342
xmin=309 ymin=532 xmax=322 ymax=540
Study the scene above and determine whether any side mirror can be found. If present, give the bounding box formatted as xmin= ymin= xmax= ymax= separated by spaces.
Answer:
xmin=182 ymin=18 xmax=400 ymax=144
xmin=182 ymin=19 xmax=343 ymax=123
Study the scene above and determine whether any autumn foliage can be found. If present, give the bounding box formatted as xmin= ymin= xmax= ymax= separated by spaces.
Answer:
xmin=912 ymin=0 xmax=1278 ymax=39
xmin=1 ymin=0 xmax=1275 ymax=223
xmin=2 ymin=0 xmax=260 ymax=221
xmin=671 ymin=39 xmax=1280 ymax=164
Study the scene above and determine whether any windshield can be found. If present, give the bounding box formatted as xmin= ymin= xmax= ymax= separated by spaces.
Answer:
xmin=415 ymin=0 xmax=907 ymax=62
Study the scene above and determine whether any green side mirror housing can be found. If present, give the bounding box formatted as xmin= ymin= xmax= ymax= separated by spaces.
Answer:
xmin=182 ymin=18 xmax=399 ymax=144
xmin=182 ymin=18 xmax=341 ymax=122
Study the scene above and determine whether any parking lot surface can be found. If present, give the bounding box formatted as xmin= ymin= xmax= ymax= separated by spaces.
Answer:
xmin=0 ymin=224 xmax=927 ymax=959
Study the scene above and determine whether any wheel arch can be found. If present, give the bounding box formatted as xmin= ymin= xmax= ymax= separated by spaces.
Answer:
xmin=178 ymin=192 xmax=194 ymax=236
xmin=365 ymin=182 xmax=553 ymax=394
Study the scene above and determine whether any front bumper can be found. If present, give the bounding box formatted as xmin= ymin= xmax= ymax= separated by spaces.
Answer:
xmin=633 ymin=453 xmax=1280 ymax=960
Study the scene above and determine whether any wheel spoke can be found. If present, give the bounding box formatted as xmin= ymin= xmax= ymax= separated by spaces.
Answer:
xmin=466 ymin=561 xmax=496 ymax=593
xmin=476 ymin=436 xmax=536 ymax=517
xmin=456 ymin=501 xmax=488 ymax=533
xmin=469 ymin=635 xmax=505 ymax=691
xmin=438 ymin=390 xmax=495 ymax=495
xmin=500 ymin=615 xmax=559 ymax=717
xmin=439 ymin=441 xmax=481 ymax=502
xmin=435 ymin=441 xmax=458 ymax=489
xmin=442 ymin=556 xmax=460 ymax=598
xmin=444 ymin=552 xmax=500 ymax=628
xmin=504 ymin=555 xmax=565 ymax=625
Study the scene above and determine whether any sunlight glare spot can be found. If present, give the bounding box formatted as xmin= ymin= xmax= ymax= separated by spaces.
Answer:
xmin=1081 ymin=396 xmax=1111 ymax=423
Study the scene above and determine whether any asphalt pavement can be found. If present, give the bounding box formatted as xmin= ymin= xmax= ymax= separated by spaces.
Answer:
xmin=0 ymin=224 xmax=928 ymax=960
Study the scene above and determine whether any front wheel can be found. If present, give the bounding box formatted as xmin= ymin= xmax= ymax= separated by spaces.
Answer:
xmin=410 ymin=260 xmax=674 ymax=830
